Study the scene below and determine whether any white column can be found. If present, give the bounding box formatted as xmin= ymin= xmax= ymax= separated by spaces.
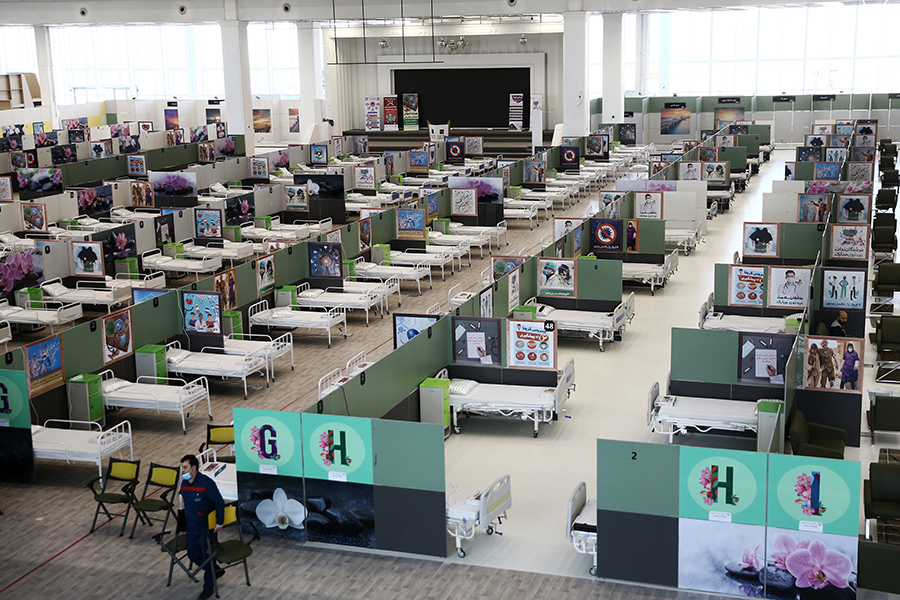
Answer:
xmin=562 ymin=12 xmax=589 ymax=137
xmin=220 ymin=20 xmax=255 ymax=156
xmin=635 ymin=14 xmax=650 ymax=97
xmin=33 ymin=26 xmax=57 ymax=126
xmin=601 ymin=13 xmax=624 ymax=123
xmin=297 ymin=24 xmax=323 ymax=143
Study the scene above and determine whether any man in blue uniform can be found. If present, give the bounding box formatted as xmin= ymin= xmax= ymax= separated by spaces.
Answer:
xmin=179 ymin=454 xmax=225 ymax=600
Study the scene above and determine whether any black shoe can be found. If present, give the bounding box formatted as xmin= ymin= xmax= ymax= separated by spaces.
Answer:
xmin=197 ymin=589 xmax=214 ymax=600
xmin=216 ymin=568 xmax=225 ymax=579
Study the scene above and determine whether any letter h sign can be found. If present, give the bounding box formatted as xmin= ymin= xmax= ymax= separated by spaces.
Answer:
xmin=710 ymin=465 xmax=737 ymax=506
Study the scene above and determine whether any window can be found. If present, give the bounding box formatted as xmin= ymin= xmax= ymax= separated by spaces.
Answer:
xmin=0 ymin=27 xmax=38 ymax=75
xmin=248 ymin=22 xmax=302 ymax=98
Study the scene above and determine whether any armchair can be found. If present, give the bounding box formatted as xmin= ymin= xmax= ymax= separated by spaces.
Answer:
xmin=788 ymin=410 xmax=845 ymax=459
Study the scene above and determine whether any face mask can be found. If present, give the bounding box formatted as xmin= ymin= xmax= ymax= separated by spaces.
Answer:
xmin=182 ymin=473 xmax=191 ymax=481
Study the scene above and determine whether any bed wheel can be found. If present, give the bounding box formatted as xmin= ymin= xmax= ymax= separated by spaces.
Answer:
xmin=457 ymin=548 xmax=466 ymax=558
xmin=533 ymin=430 xmax=538 ymax=438
xmin=209 ymin=414 xmax=213 ymax=421
xmin=590 ymin=566 xmax=598 ymax=577
xmin=650 ymin=290 xmax=655 ymax=296
xmin=599 ymin=346 xmax=605 ymax=352
xmin=454 ymin=426 xmax=460 ymax=434
xmin=486 ymin=526 xmax=494 ymax=535
xmin=182 ymin=430 xmax=187 ymax=435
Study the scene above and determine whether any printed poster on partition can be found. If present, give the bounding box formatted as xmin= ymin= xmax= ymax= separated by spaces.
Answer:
xmin=102 ymin=307 xmax=133 ymax=365
xmin=480 ymin=287 xmax=493 ymax=318
xmin=383 ymin=95 xmax=399 ymax=131
xmin=538 ymin=258 xmax=576 ymax=298
xmin=257 ymin=254 xmax=276 ymax=296
xmin=803 ymin=335 xmax=863 ymax=392
xmin=508 ymin=319 xmax=557 ymax=370
xmin=830 ymin=224 xmax=869 ymax=261
xmin=358 ymin=217 xmax=372 ymax=252
xmin=507 ymin=267 xmax=520 ymax=314
xmin=492 ymin=256 xmax=526 ymax=282
xmin=728 ymin=265 xmax=765 ymax=307
xmin=554 ymin=218 xmax=583 ymax=242
xmin=767 ymin=266 xmax=812 ymax=309
xmin=402 ymin=94 xmax=419 ymax=130
xmin=822 ymin=268 xmax=865 ymax=310
xmin=215 ymin=269 xmax=238 ymax=311
xmin=396 ymin=209 xmax=425 ymax=241
xmin=530 ymin=94 xmax=543 ymax=113
xmin=509 ymin=94 xmax=524 ymax=131
xmin=636 ymin=192 xmax=663 ymax=219
xmin=743 ymin=223 xmax=778 ymax=257
xmin=365 ymin=96 xmax=380 ymax=131
xmin=591 ymin=219 xmax=624 ymax=253
xmin=183 ymin=291 xmax=222 ymax=335
xmin=25 ymin=335 xmax=65 ymax=396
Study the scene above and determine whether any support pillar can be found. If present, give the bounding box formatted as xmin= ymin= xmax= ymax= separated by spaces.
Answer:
xmin=562 ymin=12 xmax=589 ymax=137
xmin=221 ymin=20 xmax=255 ymax=156
xmin=601 ymin=13 xmax=624 ymax=123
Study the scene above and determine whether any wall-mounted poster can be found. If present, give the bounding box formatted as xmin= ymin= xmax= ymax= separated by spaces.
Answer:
xmin=195 ymin=208 xmax=223 ymax=239
xmin=214 ymin=268 xmax=238 ymax=311
xmin=507 ymin=267 xmax=520 ymax=314
xmin=383 ymin=95 xmax=399 ymax=131
xmin=102 ymin=307 xmax=133 ymax=365
xmin=554 ymin=217 xmax=584 ymax=242
xmin=660 ymin=107 xmax=691 ymax=135
xmin=164 ymin=109 xmax=179 ymax=130
xmin=678 ymin=161 xmax=701 ymax=181
xmin=138 ymin=121 xmax=153 ymax=134
xmin=698 ymin=147 xmax=719 ymax=162
xmin=155 ymin=214 xmax=175 ymax=246
xmin=558 ymin=146 xmax=580 ymax=171
xmin=636 ymin=192 xmax=663 ymax=219
xmin=450 ymin=188 xmax=477 ymax=216
xmin=509 ymin=93 xmax=524 ymax=130
xmin=88 ymin=141 xmax=106 ymax=159
xmin=852 ymin=147 xmax=876 ymax=163
xmin=803 ymin=335 xmax=864 ymax=392
xmin=325 ymin=229 xmax=342 ymax=245
xmin=713 ymin=106 xmax=745 ymax=123
xmin=728 ymin=264 xmax=765 ymax=307
xmin=198 ymin=142 xmax=216 ymax=163
xmin=149 ymin=171 xmax=198 ymax=198
xmin=288 ymin=108 xmax=300 ymax=133
xmin=805 ymin=134 xmax=827 ymax=147
xmin=465 ymin=136 xmax=484 ymax=156
xmin=814 ymin=162 xmax=840 ymax=180
xmin=716 ymin=134 xmax=735 ymax=147
xmin=310 ymin=144 xmax=327 ymax=164
xmin=591 ymin=219 xmax=624 ymax=253
xmin=285 ymin=185 xmax=308 ymax=210
xmin=492 ymin=255 xmax=526 ymax=282
xmin=34 ymin=131 xmax=57 ymax=148
xmin=25 ymin=335 xmax=65 ymax=396
xmin=183 ymin=291 xmax=221 ymax=334
xmin=225 ymin=196 xmax=255 ymax=226
xmin=309 ymin=242 xmax=342 ymax=278
xmin=798 ymin=194 xmax=828 ymax=223
xmin=480 ymin=286 xmax=493 ymax=318
xmin=445 ymin=141 xmax=465 ymax=164
xmin=118 ymin=135 xmax=140 ymax=154
xmin=585 ymin=135 xmax=609 ymax=158
xmin=256 ymin=253 xmax=276 ymax=295
xmin=252 ymin=109 xmax=272 ymax=133
xmin=424 ymin=190 xmax=439 ymax=223
xmin=216 ymin=123 xmax=227 ymax=139
xmin=625 ymin=219 xmax=639 ymax=253
xmin=738 ymin=332 xmax=795 ymax=386
xmin=448 ymin=176 xmax=503 ymax=203
xmin=798 ymin=146 xmax=823 ymax=162
xmin=130 ymin=181 xmax=154 ymax=208
xmin=20 ymin=203 xmax=47 ymax=233
xmin=76 ymin=185 xmax=114 ymax=217
xmin=767 ymin=266 xmax=812 ymax=309
xmin=847 ymin=161 xmax=874 ymax=181
xmin=617 ymin=123 xmax=636 ymax=144
xmin=354 ymin=165 xmax=376 ymax=190
xmin=822 ymin=268 xmax=865 ymax=310
xmin=701 ymin=162 xmax=729 ymax=187
xmin=396 ymin=208 xmax=425 ymax=241
xmin=784 ymin=161 xmax=797 ymax=180
xmin=408 ymin=150 xmax=428 ymax=174
xmin=402 ymin=93 xmax=419 ymax=130
xmin=650 ymin=161 xmax=668 ymax=176
xmin=358 ymin=217 xmax=372 ymax=252
xmin=524 ymin=160 xmax=545 ymax=183
xmin=836 ymin=194 xmax=870 ymax=224
xmin=205 ymin=108 xmax=221 ymax=124
xmin=250 ymin=156 xmax=269 ymax=179
xmin=538 ymin=258 xmax=576 ymax=297
xmin=189 ymin=126 xmax=208 ymax=144
xmin=682 ymin=140 xmax=701 ymax=153
xmin=351 ymin=135 xmax=368 ymax=154
xmin=50 ymin=144 xmax=77 ymax=165
xmin=830 ymin=224 xmax=869 ymax=261
xmin=452 ymin=316 xmax=503 ymax=366
xmin=126 ymin=154 xmax=147 ymax=178
xmin=8 ymin=152 xmax=26 ymax=171
xmin=0 ymin=176 xmax=12 ymax=201
xmin=507 ymin=319 xmax=556 ymax=370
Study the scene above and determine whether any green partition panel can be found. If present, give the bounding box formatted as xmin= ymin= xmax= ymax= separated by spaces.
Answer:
xmin=576 ymin=257 xmax=623 ymax=301
xmin=234 ymin=260 xmax=262 ymax=305
xmin=274 ymin=243 xmax=308 ymax=287
xmin=133 ymin=288 xmax=181 ymax=348
xmin=699 ymin=96 xmax=753 ymax=112
xmin=783 ymin=336 xmax=801 ymax=416
xmin=719 ymin=146 xmax=748 ymax=171
xmin=737 ymin=134 xmax=760 ymax=156
xmin=597 ymin=439 xmax=680 ymax=517
xmin=372 ymin=208 xmax=396 ymax=244
xmin=670 ymin=327 xmax=738 ymax=384
xmin=644 ymin=96 xmax=701 ymax=113
xmin=589 ymin=98 xmax=602 ymax=115
xmin=493 ymin=276 xmax=509 ymax=317
xmin=748 ymin=124 xmax=771 ymax=145
xmin=780 ymin=223 xmax=826 ymax=260
xmin=624 ymin=97 xmax=643 ymax=114
xmin=0 ymin=347 xmax=25 ymax=370
xmin=61 ymin=319 xmax=104 ymax=380
xmin=61 ymin=155 xmax=128 ymax=187
xmin=792 ymin=161 xmax=815 ymax=181
xmin=811 ymin=95 xmax=850 ymax=111
xmin=372 ymin=420 xmax=444 ymax=491
xmin=145 ymin=144 xmax=200 ymax=171
xmin=636 ymin=219 xmax=665 ymax=255
xmin=508 ymin=160 xmax=525 ymax=186
xmin=713 ymin=263 xmax=730 ymax=305
xmin=519 ymin=256 xmax=538 ymax=301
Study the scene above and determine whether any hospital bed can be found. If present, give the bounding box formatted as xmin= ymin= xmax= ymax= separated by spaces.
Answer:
xmin=141 ymin=249 xmax=223 ymax=281
xmin=224 ymin=332 xmax=295 ymax=381
xmin=428 ymin=229 xmax=489 ymax=260
xmin=181 ymin=239 xmax=254 ymax=266
xmin=114 ymin=271 xmax=167 ymax=289
xmin=506 ymin=196 xmax=552 ymax=223
xmin=708 ymin=188 xmax=735 ymax=211
xmin=31 ymin=419 xmax=133 ymax=479
xmin=248 ymin=299 xmax=347 ymax=348
xmin=342 ymin=277 xmax=401 ymax=314
xmin=345 ymin=350 xmax=375 ymax=376
xmin=566 ymin=481 xmax=598 ymax=576
xmin=0 ymin=320 xmax=11 ymax=351
xmin=350 ymin=257 xmax=432 ymax=296
xmin=295 ymin=281 xmax=381 ymax=326
xmin=446 ymin=474 xmax=512 ymax=558
xmin=665 ymin=227 xmax=704 ymax=256
xmin=500 ymin=202 xmax=539 ymax=230
xmin=0 ymin=297 xmax=83 ymax=334
xmin=448 ymin=220 xmax=509 ymax=249
xmin=40 ymin=278 xmax=131 ymax=313
xmin=99 ymin=371 xmax=211 ymax=434
xmin=165 ymin=342 xmax=268 ymax=399
xmin=288 ymin=217 xmax=332 ymax=237
xmin=448 ymin=284 xmax=476 ymax=310
xmin=647 ymin=381 xmax=760 ymax=444
xmin=0 ymin=229 xmax=67 ymax=250
xmin=436 ymin=358 xmax=576 ymax=437
xmin=239 ymin=221 xmax=307 ymax=242
xmin=621 ymin=251 xmax=679 ymax=295
xmin=109 ymin=207 xmax=159 ymax=224
xmin=389 ymin=248 xmax=456 ymax=281
xmin=525 ymin=292 xmax=635 ymax=351
xmin=57 ymin=217 xmax=117 ymax=236
xmin=698 ymin=301 xmax=791 ymax=334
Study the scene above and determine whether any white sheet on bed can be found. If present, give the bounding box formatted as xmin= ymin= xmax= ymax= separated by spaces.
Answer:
xmin=445 ymin=480 xmax=481 ymax=521
xmin=0 ymin=305 xmax=82 ymax=325
xmin=103 ymin=379 xmax=207 ymax=411
xmin=249 ymin=307 xmax=341 ymax=329
xmin=449 ymin=383 xmax=556 ymax=411
xmin=299 ymin=291 xmax=377 ymax=310
xmin=657 ymin=396 xmax=758 ymax=427
xmin=534 ymin=305 xmax=616 ymax=330
xmin=702 ymin=313 xmax=784 ymax=334
xmin=355 ymin=262 xmax=426 ymax=279
xmin=167 ymin=349 xmax=266 ymax=377
xmin=31 ymin=424 xmax=131 ymax=462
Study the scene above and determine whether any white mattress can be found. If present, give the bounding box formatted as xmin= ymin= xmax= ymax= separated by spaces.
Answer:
xmin=0 ymin=305 xmax=82 ymax=325
xmin=622 ymin=263 xmax=665 ymax=277
xmin=702 ymin=313 xmax=784 ymax=334
xmin=355 ymin=262 xmax=427 ymax=279
xmin=300 ymin=291 xmax=378 ymax=310
xmin=445 ymin=480 xmax=481 ymax=521
xmin=43 ymin=284 xmax=124 ymax=305
xmin=144 ymin=255 xmax=222 ymax=272
xmin=184 ymin=241 xmax=253 ymax=260
xmin=224 ymin=339 xmax=290 ymax=359
xmin=665 ymin=228 xmax=699 ymax=242
xmin=534 ymin=306 xmax=616 ymax=331
xmin=103 ymin=379 xmax=206 ymax=411
xmin=249 ymin=307 xmax=341 ymax=329
xmin=449 ymin=383 xmax=556 ymax=412
xmin=573 ymin=499 xmax=598 ymax=533
xmin=430 ymin=234 xmax=480 ymax=246
xmin=657 ymin=396 xmax=758 ymax=428
xmin=342 ymin=280 xmax=395 ymax=295
xmin=708 ymin=190 xmax=733 ymax=199
xmin=390 ymin=252 xmax=453 ymax=266
xmin=167 ymin=349 xmax=266 ymax=377
xmin=31 ymin=424 xmax=131 ymax=462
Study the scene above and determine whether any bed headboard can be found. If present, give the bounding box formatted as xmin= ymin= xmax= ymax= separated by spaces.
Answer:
xmin=647 ymin=381 xmax=660 ymax=426
xmin=566 ymin=481 xmax=588 ymax=541
xmin=699 ymin=301 xmax=709 ymax=328
xmin=480 ymin=473 xmax=512 ymax=528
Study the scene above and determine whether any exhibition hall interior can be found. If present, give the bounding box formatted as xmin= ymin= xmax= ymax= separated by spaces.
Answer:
xmin=2 ymin=0 xmax=900 ymax=598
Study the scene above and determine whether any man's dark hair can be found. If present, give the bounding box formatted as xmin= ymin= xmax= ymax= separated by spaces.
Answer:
xmin=181 ymin=454 xmax=199 ymax=468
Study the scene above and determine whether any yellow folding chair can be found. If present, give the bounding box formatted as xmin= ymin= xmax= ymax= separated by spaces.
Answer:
xmin=129 ymin=463 xmax=179 ymax=539
xmin=200 ymin=424 xmax=235 ymax=464
xmin=88 ymin=457 xmax=141 ymax=536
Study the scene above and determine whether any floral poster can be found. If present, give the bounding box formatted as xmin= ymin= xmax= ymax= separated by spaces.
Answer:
xmin=149 ymin=171 xmax=198 ymax=198
xmin=16 ymin=168 xmax=63 ymax=197
xmin=102 ymin=307 xmax=133 ymax=365
xmin=214 ymin=137 xmax=236 ymax=158
xmin=77 ymin=185 xmax=114 ymax=217
xmin=677 ymin=519 xmax=767 ymax=596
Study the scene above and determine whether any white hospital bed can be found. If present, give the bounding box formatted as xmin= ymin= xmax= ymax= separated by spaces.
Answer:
xmin=181 ymin=239 xmax=254 ymax=265
xmin=448 ymin=220 xmax=509 ymax=249
xmin=0 ymin=298 xmax=83 ymax=334
xmin=0 ymin=320 xmax=11 ymax=351
xmin=31 ymin=419 xmax=133 ymax=479
xmin=40 ymin=278 xmax=131 ymax=313
xmin=429 ymin=229 xmax=489 ymax=261
xmin=165 ymin=342 xmax=268 ymax=399
xmin=525 ymin=292 xmax=635 ymax=351
xmin=98 ymin=371 xmax=211 ymax=434
xmin=288 ymin=217 xmax=332 ymax=237
xmin=248 ymin=299 xmax=347 ymax=347
xmin=239 ymin=221 xmax=307 ymax=242
xmin=665 ymin=227 xmax=704 ymax=256
xmin=567 ymin=481 xmax=598 ymax=576
xmin=647 ymin=381 xmax=760 ymax=444
xmin=503 ymin=198 xmax=544 ymax=228
xmin=110 ymin=207 xmax=160 ymax=223
xmin=436 ymin=358 xmax=576 ymax=438
xmin=141 ymin=249 xmax=222 ymax=281
xmin=510 ymin=191 xmax=555 ymax=220
xmin=351 ymin=257 xmax=432 ymax=296
xmin=698 ymin=301 xmax=790 ymax=334
xmin=446 ymin=474 xmax=512 ymax=558
xmin=296 ymin=281 xmax=381 ymax=326
xmin=114 ymin=271 xmax=167 ymax=289
xmin=621 ymin=251 xmax=679 ymax=295
xmin=389 ymin=248 xmax=456 ymax=281
xmin=224 ymin=332 xmax=295 ymax=381
xmin=342 ymin=277 xmax=401 ymax=314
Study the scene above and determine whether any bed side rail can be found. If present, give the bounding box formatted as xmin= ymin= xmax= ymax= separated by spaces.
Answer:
xmin=481 ymin=474 xmax=512 ymax=527
xmin=647 ymin=381 xmax=660 ymax=426
xmin=566 ymin=481 xmax=588 ymax=541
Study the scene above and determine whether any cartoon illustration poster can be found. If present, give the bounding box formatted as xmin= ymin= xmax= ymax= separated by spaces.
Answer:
xmin=309 ymin=242 xmax=342 ymax=278
xmin=803 ymin=336 xmax=864 ymax=392
xmin=424 ymin=190 xmax=439 ymax=223
xmin=507 ymin=319 xmax=556 ymax=370
xmin=396 ymin=208 xmax=425 ymax=241
xmin=71 ymin=240 xmax=105 ymax=278
xmin=25 ymin=335 xmax=65 ymax=396
xmin=538 ymin=258 xmax=576 ymax=297
xmin=728 ymin=265 xmax=765 ymax=307
xmin=354 ymin=166 xmax=376 ymax=190
xmin=214 ymin=268 xmax=238 ymax=311
xmin=767 ymin=266 xmax=811 ymax=309
xmin=183 ymin=291 xmax=222 ymax=334
xmin=821 ymin=269 xmax=865 ymax=310
xmin=492 ymin=256 xmax=526 ymax=282
xmin=256 ymin=254 xmax=277 ymax=295
xmin=357 ymin=217 xmax=372 ymax=252
xmin=195 ymin=208 xmax=223 ymax=239
xmin=836 ymin=194 xmax=870 ymax=224
xmin=480 ymin=286 xmax=493 ymax=318
xmin=102 ymin=307 xmax=133 ymax=365
xmin=743 ymin=223 xmax=779 ymax=257
xmin=21 ymin=203 xmax=48 ymax=233
xmin=830 ymin=224 xmax=869 ymax=261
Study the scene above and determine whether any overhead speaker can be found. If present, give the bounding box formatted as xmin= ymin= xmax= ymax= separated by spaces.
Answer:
xmin=178 ymin=5 xmax=187 ymax=14
xmin=79 ymin=7 xmax=88 ymax=17
xmin=283 ymin=3 xmax=292 ymax=12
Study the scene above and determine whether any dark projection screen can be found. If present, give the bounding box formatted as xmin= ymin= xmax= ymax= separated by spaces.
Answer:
xmin=393 ymin=68 xmax=530 ymax=129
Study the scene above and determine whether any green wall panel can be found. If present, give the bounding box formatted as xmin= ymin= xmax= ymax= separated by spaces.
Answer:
xmin=779 ymin=223 xmax=825 ymax=260
xmin=713 ymin=263 xmax=730 ymax=306
xmin=597 ymin=439 xmax=680 ymax=518
xmin=636 ymin=219 xmax=665 ymax=255
xmin=719 ymin=146 xmax=747 ymax=170
xmin=699 ymin=96 xmax=753 ymax=112
xmin=576 ymin=257 xmax=623 ymax=301
xmin=748 ymin=124 xmax=771 ymax=144
xmin=624 ymin=97 xmax=644 ymax=113
xmin=812 ymin=95 xmax=850 ymax=111
xmin=133 ymin=289 xmax=181 ymax=348
xmin=61 ymin=319 xmax=104 ymax=379
xmin=372 ymin=208 xmax=396 ymax=243
xmin=372 ymin=420 xmax=445 ymax=491
xmin=670 ymin=327 xmax=738 ymax=385
xmin=589 ymin=97 xmax=602 ymax=115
